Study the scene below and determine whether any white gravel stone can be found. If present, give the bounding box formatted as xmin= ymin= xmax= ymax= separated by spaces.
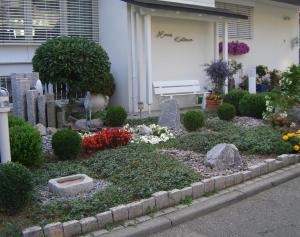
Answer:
xmin=43 ymin=222 xmax=63 ymax=237
xmin=127 ymin=201 xmax=143 ymax=219
xmin=110 ymin=205 xmax=129 ymax=222
xmin=63 ymin=220 xmax=82 ymax=237
xmin=168 ymin=189 xmax=182 ymax=206
xmin=22 ymin=226 xmax=43 ymax=237
xmin=152 ymin=191 xmax=169 ymax=209
xmin=212 ymin=176 xmax=226 ymax=191
xmin=265 ymin=159 xmax=276 ymax=172
xmin=202 ymin=179 xmax=215 ymax=193
xmin=181 ymin=187 xmax=193 ymax=199
xmin=96 ymin=211 xmax=113 ymax=228
xmin=241 ymin=170 xmax=252 ymax=181
xmin=191 ymin=182 xmax=204 ymax=199
xmin=141 ymin=197 xmax=155 ymax=214
xmin=80 ymin=217 xmax=98 ymax=234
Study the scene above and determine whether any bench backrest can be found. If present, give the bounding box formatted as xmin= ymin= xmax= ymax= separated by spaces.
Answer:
xmin=153 ymin=80 xmax=201 ymax=96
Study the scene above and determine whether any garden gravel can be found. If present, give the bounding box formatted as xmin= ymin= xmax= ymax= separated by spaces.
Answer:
xmin=159 ymin=149 xmax=271 ymax=179
xmin=209 ymin=116 xmax=265 ymax=129
xmin=36 ymin=179 xmax=109 ymax=205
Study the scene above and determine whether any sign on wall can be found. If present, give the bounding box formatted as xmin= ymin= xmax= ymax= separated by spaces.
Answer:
xmin=157 ymin=31 xmax=193 ymax=43
xmin=159 ymin=0 xmax=215 ymax=8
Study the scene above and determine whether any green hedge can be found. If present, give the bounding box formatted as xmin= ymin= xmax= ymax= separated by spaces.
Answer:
xmin=223 ymin=89 xmax=249 ymax=115
xmin=239 ymin=94 xmax=266 ymax=119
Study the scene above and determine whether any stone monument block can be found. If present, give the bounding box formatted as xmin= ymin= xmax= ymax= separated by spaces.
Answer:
xmin=26 ymin=89 xmax=38 ymax=125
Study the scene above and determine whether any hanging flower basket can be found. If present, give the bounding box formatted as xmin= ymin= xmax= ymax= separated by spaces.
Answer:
xmin=219 ymin=41 xmax=250 ymax=56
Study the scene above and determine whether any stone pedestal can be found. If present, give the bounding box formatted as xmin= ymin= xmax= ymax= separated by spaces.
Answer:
xmin=26 ymin=90 xmax=38 ymax=125
xmin=11 ymin=74 xmax=31 ymax=119
xmin=47 ymin=100 xmax=57 ymax=128
xmin=37 ymin=95 xmax=47 ymax=126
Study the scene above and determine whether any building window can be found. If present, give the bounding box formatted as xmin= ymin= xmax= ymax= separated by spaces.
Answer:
xmin=0 ymin=0 xmax=99 ymax=44
xmin=216 ymin=2 xmax=254 ymax=39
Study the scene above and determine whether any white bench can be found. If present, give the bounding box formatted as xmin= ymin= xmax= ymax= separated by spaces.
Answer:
xmin=153 ymin=80 xmax=209 ymax=109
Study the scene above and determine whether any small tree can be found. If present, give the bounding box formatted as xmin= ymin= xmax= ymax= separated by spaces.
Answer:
xmin=205 ymin=60 xmax=233 ymax=94
xmin=32 ymin=37 xmax=115 ymax=98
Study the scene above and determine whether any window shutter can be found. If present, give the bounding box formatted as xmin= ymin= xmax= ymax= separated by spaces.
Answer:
xmin=0 ymin=0 xmax=99 ymax=44
xmin=216 ymin=2 xmax=254 ymax=39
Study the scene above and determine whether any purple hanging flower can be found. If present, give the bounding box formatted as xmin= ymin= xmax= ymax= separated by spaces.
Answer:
xmin=219 ymin=41 xmax=250 ymax=56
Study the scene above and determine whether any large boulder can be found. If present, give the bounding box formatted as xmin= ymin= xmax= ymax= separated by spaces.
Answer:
xmin=75 ymin=119 xmax=103 ymax=130
xmin=205 ymin=144 xmax=243 ymax=170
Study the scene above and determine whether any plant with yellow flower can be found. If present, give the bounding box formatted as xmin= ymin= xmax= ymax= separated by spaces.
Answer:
xmin=282 ymin=130 xmax=300 ymax=153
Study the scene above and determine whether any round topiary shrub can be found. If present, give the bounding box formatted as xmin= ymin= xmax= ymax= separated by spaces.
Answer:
xmin=223 ymin=89 xmax=249 ymax=115
xmin=9 ymin=122 xmax=42 ymax=167
xmin=0 ymin=162 xmax=33 ymax=214
xmin=32 ymin=37 xmax=114 ymax=96
xmin=52 ymin=129 xmax=82 ymax=160
xmin=183 ymin=111 xmax=205 ymax=131
xmin=217 ymin=103 xmax=236 ymax=121
xmin=106 ymin=106 xmax=128 ymax=127
xmin=8 ymin=114 xmax=27 ymax=128
xmin=239 ymin=94 xmax=267 ymax=119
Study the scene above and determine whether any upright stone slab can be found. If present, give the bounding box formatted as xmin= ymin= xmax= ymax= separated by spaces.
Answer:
xmin=47 ymin=100 xmax=57 ymax=128
xmin=11 ymin=73 xmax=31 ymax=119
xmin=26 ymin=89 xmax=38 ymax=125
xmin=158 ymin=99 xmax=181 ymax=130
xmin=37 ymin=95 xmax=47 ymax=126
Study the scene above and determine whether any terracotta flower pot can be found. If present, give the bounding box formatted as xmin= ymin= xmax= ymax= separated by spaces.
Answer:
xmin=206 ymin=99 xmax=222 ymax=110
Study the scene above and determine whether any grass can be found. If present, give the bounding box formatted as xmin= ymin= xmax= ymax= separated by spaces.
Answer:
xmin=0 ymin=144 xmax=200 ymax=236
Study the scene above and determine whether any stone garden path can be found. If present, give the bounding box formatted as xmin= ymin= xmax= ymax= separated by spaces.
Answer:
xmin=149 ymin=176 xmax=300 ymax=237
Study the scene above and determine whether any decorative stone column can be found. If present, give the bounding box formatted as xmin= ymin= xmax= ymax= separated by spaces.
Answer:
xmin=47 ymin=100 xmax=57 ymax=128
xmin=26 ymin=89 xmax=38 ymax=125
xmin=11 ymin=73 xmax=31 ymax=119
xmin=37 ymin=95 xmax=47 ymax=126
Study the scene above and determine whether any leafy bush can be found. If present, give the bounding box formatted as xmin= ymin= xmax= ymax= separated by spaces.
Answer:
xmin=0 ymin=163 xmax=33 ymax=214
xmin=217 ymin=103 xmax=236 ymax=121
xmin=256 ymin=65 xmax=269 ymax=78
xmin=52 ymin=129 xmax=82 ymax=160
xmin=239 ymin=94 xmax=266 ymax=119
xmin=182 ymin=111 xmax=205 ymax=131
xmin=32 ymin=37 xmax=114 ymax=96
xmin=106 ymin=106 xmax=128 ymax=127
xmin=223 ymin=89 xmax=249 ymax=115
xmin=9 ymin=120 xmax=42 ymax=167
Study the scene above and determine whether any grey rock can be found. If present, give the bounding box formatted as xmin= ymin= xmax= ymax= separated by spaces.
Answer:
xmin=63 ymin=220 xmax=81 ymax=237
xmin=138 ymin=126 xmax=153 ymax=135
xmin=35 ymin=123 xmax=47 ymax=136
xmin=80 ymin=217 xmax=98 ymax=234
xmin=96 ymin=211 xmax=113 ymax=228
xmin=46 ymin=100 xmax=57 ymax=128
xmin=288 ymin=107 xmax=300 ymax=125
xmin=75 ymin=119 xmax=103 ymax=130
xmin=37 ymin=95 xmax=47 ymax=126
xmin=152 ymin=191 xmax=170 ymax=209
xmin=26 ymin=89 xmax=38 ymax=125
xmin=205 ymin=144 xmax=243 ymax=170
xmin=159 ymin=99 xmax=181 ymax=130
xmin=43 ymin=222 xmax=63 ymax=237
xmin=110 ymin=205 xmax=128 ymax=222
xmin=47 ymin=127 xmax=57 ymax=135
xmin=22 ymin=226 xmax=43 ymax=237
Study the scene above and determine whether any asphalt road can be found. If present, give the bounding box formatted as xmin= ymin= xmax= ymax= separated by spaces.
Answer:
xmin=149 ymin=177 xmax=300 ymax=237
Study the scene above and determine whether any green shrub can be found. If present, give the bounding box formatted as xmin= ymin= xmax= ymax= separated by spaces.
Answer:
xmin=223 ymin=89 xmax=249 ymax=115
xmin=182 ymin=111 xmax=205 ymax=131
xmin=52 ymin=129 xmax=82 ymax=160
xmin=0 ymin=163 xmax=33 ymax=214
xmin=32 ymin=37 xmax=114 ymax=96
xmin=217 ymin=103 xmax=236 ymax=121
xmin=8 ymin=115 xmax=27 ymax=128
xmin=9 ymin=123 xmax=42 ymax=167
xmin=106 ymin=106 xmax=127 ymax=127
xmin=239 ymin=94 xmax=266 ymax=119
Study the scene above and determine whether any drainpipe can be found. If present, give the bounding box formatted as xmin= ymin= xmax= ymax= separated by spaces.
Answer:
xmin=130 ymin=5 xmax=138 ymax=113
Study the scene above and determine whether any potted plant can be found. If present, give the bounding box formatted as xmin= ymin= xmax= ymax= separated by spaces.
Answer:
xmin=33 ymin=37 xmax=115 ymax=112
xmin=205 ymin=60 xmax=233 ymax=109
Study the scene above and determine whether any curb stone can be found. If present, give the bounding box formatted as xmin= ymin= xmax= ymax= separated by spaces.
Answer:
xmin=22 ymin=154 xmax=300 ymax=237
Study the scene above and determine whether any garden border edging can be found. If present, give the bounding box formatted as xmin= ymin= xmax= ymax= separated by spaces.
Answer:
xmin=22 ymin=154 xmax=300 ymax=237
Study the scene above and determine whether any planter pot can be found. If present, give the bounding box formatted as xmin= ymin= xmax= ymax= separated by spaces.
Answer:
xmin=90 ymin=94 xmax=109 ymax=112
xmin=206 ymin=100 xmax=222 ymax=110
xmin=256 ymin=84 xmax=269 ymax=93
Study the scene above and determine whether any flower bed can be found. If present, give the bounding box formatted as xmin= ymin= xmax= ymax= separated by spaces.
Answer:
xmin=81 ymin=128 xmax=132 ymax=154
xmin=282 ymin=130 xmax=300 ymax=152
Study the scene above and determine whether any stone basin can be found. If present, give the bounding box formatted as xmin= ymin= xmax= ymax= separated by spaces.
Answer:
xmin=48 ymin=174 xmax=94 ymax=197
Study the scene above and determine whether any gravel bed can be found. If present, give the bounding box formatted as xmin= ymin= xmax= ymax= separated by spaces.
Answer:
xmin=159 ymin=148 xmax=272 ymax=179
xmin=209 ymin=116 xmax=265 ymax=129
xmin=41 ymin=135 xmax=53 ymax=154
xmin=36 ymin=179 xmax=109 ymax=205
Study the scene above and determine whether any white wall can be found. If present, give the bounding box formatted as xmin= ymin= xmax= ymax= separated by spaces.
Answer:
xmin=151 ymin=17 xmax=214 ymax=110
xmin=227 ymin=1 xmax=299 ymax=72
xmin=0 ymin=45 xmax=37 ymax=76
xmin=99 ymin=0 xmax=131 ymax=111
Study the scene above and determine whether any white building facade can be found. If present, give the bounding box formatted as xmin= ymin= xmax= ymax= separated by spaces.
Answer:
xmin=0 ymin=0 xmax=299 ymax=112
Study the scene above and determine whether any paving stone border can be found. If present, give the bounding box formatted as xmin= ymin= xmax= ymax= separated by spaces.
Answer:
xmin=22 ymin=154 xmax=300 ymax=237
